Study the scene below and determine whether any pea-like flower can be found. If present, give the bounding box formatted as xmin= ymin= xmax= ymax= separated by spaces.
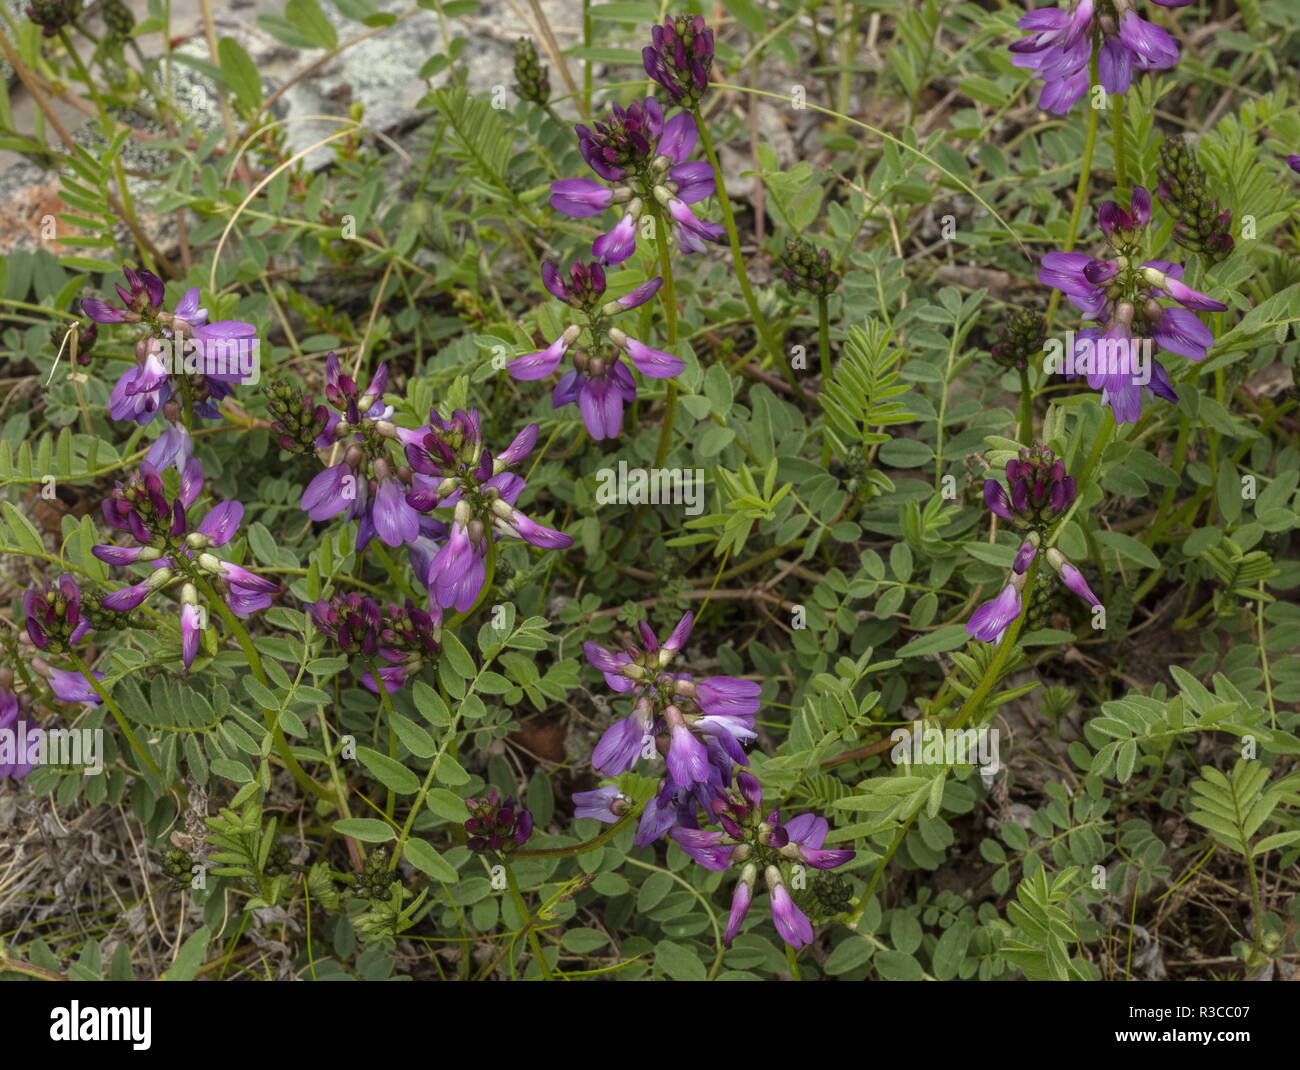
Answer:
xmin=93 ymin=458 xmax=279 ymax=668
xmin=671 ymin=771 xmax=855 ymax=949
xmin=464 ymin=788 xmax=533 ymax=853
xmin=642 ymin=14 xmax=715 ymax=109
xmin=571 ymin=785 xmax=633 ymax=823
xmin=1039 ymin=186 xmax=1228 ymax=423
xmin=403 ymin=408 xmax=571 ymax=612
xmin=298 ymin=354 xmax=421 ymax=550
xmin=550 ymin=98 xmax=722 ymax=264
xmin=0 ymin=688 xmax=38 ymax=779
xmin=509 ymin=260 xmax=684 ymax=439
xmin=311 ymin=591 xmax=441 ymax=694
xmin=24 ymin=575 xmax=92 ymax=652
xmin=584 ymin=612 xmax=761 ymax=834
xmin=1011 ymin=1 xmax=1186 ymax=115
xmin=967 ymin=448 xmax=1104 ymax=645
xmin=983 ymin=444 xmax=1077 ymax=530
xmin=83 ymin=267 xmax=258 ymax=426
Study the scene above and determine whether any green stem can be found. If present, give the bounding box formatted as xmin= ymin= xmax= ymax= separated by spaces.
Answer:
xmin=693 ymin=113 xmax=788 ymax=389
xmin=818 ymin=294 xmax=833 ymax=467
xmin=952 ymin=557 xmax=1040 ymax=733
xmin=1045 ymin=47 xmax=1102 ymax=335
xmin=582 ymin=0 xmax=592 ymax=117
xmin=1049 ymin=408 xmax=1117 ymax=541
xmin=785 ymin=942 xmax=803 ymax=981
xmin=67 ymin=651 xmax=163 ymax=780
xmin=389 ymin=761 xmax=443 ymax=872
xmin=504 ymin=860 xmax=554 ymax=980
xmin=1017 ymin=365 xmax=1034 ymax=445
xmin=369 ymin=660 xmax=398 ymax=819
xmin=513 ymin=803 xmax=643 ymax=857
xmin=197 ymin=576 xmax=332 ymax=802
xmin=1245 ymin=849 xmax=1264 ymax=957
xmin=651 ymin=200 xmax=679 ymax=469
xmin=1112 ymin=89 xmax=1128 ymax=192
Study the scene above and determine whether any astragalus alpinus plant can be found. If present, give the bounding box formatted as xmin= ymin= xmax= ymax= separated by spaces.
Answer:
xmin=0 ymin=0 xmax=1298 ymax=993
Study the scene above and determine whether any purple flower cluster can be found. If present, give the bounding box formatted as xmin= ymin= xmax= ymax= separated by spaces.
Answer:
xmin=93 ymin=457 xmax=278 ymax=668
xmin=550 ymin=97 xmax=722 ymax=265
xmin=678 ymin=771 xmax=854 ymax=949
xmin=402 ymin=409 xmax=571 ymax=612
xmin=83 ymin=267 xmax=257 ymax=426
xmin=298 ymin=354 xmax=571 ymax=614
xmin=1011 ymin=0 xmax=1188 ymax=115
xmin=464 ymin=788 xmax=533 ymax=853
xmin=1039 ymin=186 xmax=1228 ymax=423
xmin=311 ymin=592 xmax=441 ymax=694
xmin=508 ymin=260 xmax=684 ymax=439
xmin=573 ymin=768 xmax=855 ymax=949
xmin=13 ymin=576 xmax=107 ymax=706
xmin=968 ymin=445 xmax=1102 ymax=643
xmin=24 ymin=575 xmax=92 ymax=653
xmin=643 ymin=14 xmax=714 ymax=108
xmin=582 ymin=611 xmax=761 ymax=844
xmin=298 ymin=354 xmax=405 ymax=548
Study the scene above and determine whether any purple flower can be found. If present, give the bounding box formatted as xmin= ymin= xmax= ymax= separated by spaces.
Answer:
xmin=508 ymin=266 xmax=684 ymax=441
xmin=663 ymin=194 xmax=725 ymax=253
xmin=1039 ymin=187 xmax=1227 ymax=422
xmin=81 ymin=267 xmax=165 ymax=323
xmin=550 ymin=98 xmax=720 ymax=264
xmin=967 ymin=583 xmax=1022 ymax=644
xmin=1288 ymin=155 xmax=1300 ymax=175
xmin=402 ymin=409 xmax=571 ymax=611
xmin=198 ymin=500 xmax=244 ymax=546
xmin=372 ymin=470 xmax=421 ymax=548
xmin=725 ymin=867 xmax=754 ymax=945
xmin=23 ymin=575 xmax=91 ymax=652
xmin=572 ymin=785 xmax=631 ymax=823
xmin=984 ymin=444 xmax=1076 ymax=529
xmin=1047 ymin=548 xmax=1103 ymax=608
xmin=784 ymin=813 xmax=857 ymax=870
xmin=585 ymin=612 xmax=761 ymax=817
xmin=0 ymin=689 xmax=39 ymax=780
xmin=670 ymin=771 xmax=855 ymax=950
xmin=109 ymin=347 xmax=172 ymax=425
xmin=91 ymin=272 xmax=258 ymax=425
xmin=769 ymin=875 xmax=815 ymax=949
xmin=969 ymin=459 xmax=1104 ymax=641
xmin=94 ymin=458 xmax=279 ymax=646
xmin=554 ymin=363 xmax=638 ymax=440
xmin=549 ymin=178 xmax=614 ymax=217
xmin=643 ymin=14 xmax=714 ymax=108
xmin=48 ymin=667 xmax=103 ymax=705
xmin=670 ymin=827 xmax=735 ymax=870
xmin=301 ymin=463 xmax=360 ymax=522
xmin=180 ymin=599 xmax=202 ymax=670
xmin=591 ymin=213 xmax=638 ymax=265
xmin=313 ymin=592 xmax=441 ymax=693
xmin=1011 ymin=1 xmax=1182 ymax=115
xmin=102 ymin=581 xmax=153 ymax=612
xmin=464 ymin=788 xmax=533 ymax=853
xmin=145 ymin=419 xmax=193 ymax=474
